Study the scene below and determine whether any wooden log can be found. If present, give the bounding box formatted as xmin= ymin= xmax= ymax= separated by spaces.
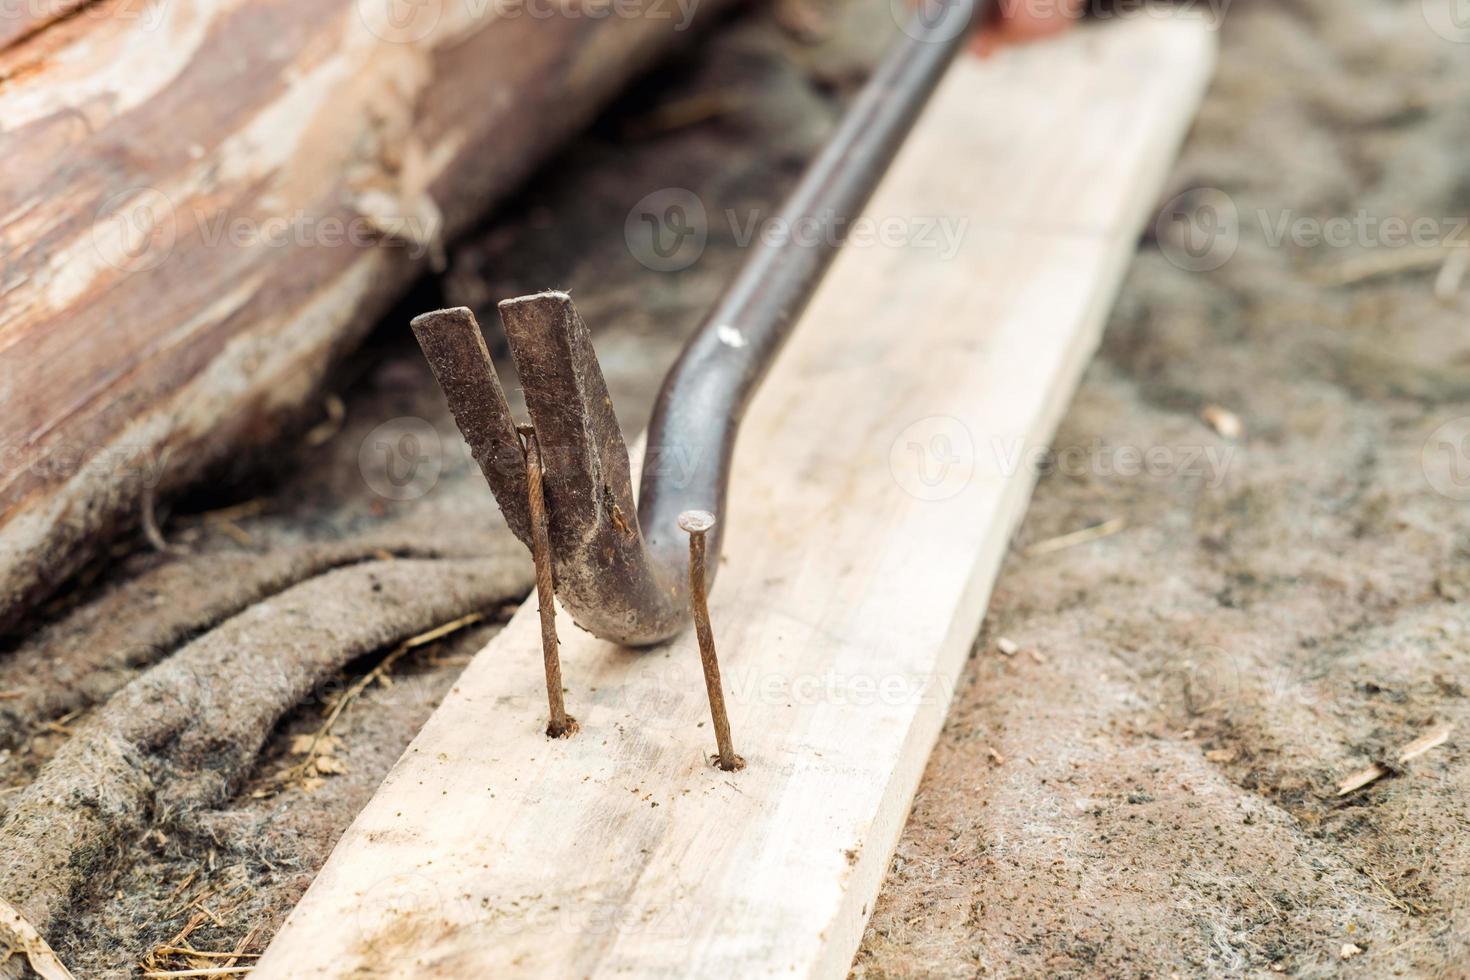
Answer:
xmin=0 ymin=0 xmax=720 ymax=630
xmin=252 ymin=16 xmax=1217 ymax=978
xmin=0 ymin=0 xmax=84 ymax=51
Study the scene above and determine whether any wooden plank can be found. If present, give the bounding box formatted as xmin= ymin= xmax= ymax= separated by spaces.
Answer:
xmin=0 ymin=0 xmax=722 ymax=631
xmin=255 ymin=16 xmax=1217 ymax=978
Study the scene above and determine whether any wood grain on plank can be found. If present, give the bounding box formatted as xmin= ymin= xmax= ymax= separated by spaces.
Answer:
xmin=255 ymin=17 xmax=1217 ymax=978
xmin=0 ymin=0 xmax=721 ymax=630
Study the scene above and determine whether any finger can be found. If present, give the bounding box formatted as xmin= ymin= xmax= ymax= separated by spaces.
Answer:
xmin=974 ymin=0 xmax=1084 ymax=54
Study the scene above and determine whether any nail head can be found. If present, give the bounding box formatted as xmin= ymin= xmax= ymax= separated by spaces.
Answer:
xmin=678 ymin=510 xmax=717 ymax=535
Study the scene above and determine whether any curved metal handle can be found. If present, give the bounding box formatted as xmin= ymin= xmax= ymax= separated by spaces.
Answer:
xmin=638 ymin=0 xmax=984 ymax=584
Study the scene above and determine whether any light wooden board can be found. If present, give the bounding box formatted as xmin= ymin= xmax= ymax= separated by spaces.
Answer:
xmin=256 ymin=17 xmax=1216 ymax=978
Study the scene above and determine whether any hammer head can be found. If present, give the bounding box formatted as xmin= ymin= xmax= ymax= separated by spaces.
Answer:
xmin=413 ymin=294 xmax=686 ymax=646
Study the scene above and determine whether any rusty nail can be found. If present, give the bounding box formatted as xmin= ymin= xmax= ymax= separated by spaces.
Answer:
xmin=521 ymin=424 xmax=576 ymax=739
xmin=679 ymin=510 xmax=743 ymax=771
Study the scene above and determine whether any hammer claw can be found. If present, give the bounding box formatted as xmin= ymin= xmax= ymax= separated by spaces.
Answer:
xmin=410 ymin=307 xmax=532 ymax=545
xmin=497 ymin=292 xmax=685 ymax=645
xmin=497 ymin=291 xmax=637 ymax=549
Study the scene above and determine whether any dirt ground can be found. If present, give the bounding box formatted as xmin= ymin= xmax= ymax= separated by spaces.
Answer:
xmin=2 ymin=0 xmax=1468 ymax=976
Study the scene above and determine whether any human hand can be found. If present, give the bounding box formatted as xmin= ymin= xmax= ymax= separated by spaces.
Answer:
xmin=978 ymin=0 xmax=1084 ymax=52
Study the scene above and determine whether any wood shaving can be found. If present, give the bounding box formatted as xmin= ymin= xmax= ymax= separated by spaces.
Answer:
xmin=1336 ymin=722 xmax=1453 ymax=796
xmin=1024 ymin=518 xmax=1126 ymax=558
xmin=1201 ymin=404 xmax=1244 ymax=439
xmin=304 ymin=395 xmax=346 ymax=448
xmin=1321 ymin=245 xmax=1452 ymax=287
xmin=0 ymin=895 xmax=77 ymax=980
xmin=1433 ymin=247 xmax=1469 ymax=301
xmin=288 ymin=734 xmax=344 ymax=757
